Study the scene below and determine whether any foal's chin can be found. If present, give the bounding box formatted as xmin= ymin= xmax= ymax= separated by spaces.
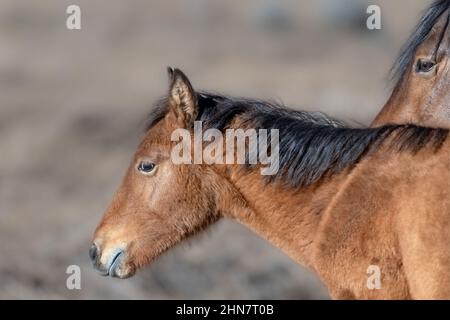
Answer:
xmin=109 ymin=260 xmax=136 ymax=279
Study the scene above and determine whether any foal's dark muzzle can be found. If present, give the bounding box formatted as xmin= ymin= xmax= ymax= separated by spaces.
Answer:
xmin=89 ymin=243 xmax=126 ymax=278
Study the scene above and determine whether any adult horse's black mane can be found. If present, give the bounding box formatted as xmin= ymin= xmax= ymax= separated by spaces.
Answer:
xmin=392 ymin=0 xmax=450 ymax=85
xmin=146 ymin=92 xmax=448 ymax=188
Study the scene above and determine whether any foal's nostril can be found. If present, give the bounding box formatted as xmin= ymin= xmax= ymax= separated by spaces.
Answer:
xmin=89 ymin=243 xmax=99 ymax=263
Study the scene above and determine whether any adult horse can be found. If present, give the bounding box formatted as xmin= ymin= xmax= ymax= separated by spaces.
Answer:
xmin=91 ymin=68 xmax=450 ymax=299
xmin=373 ymin=0 xmax=450 ymax=127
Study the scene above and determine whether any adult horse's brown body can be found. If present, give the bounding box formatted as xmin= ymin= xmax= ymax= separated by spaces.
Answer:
xmin=91 ymin=68 xmax=450 ymax=299
xmin=373 ymin=0 xmax=450 ymax=127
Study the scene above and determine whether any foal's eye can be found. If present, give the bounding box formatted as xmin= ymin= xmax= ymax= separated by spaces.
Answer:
xmin=416 ymin=59 xmax=436 ymax=73
xmin=137 ymin=161 xmax=157 ymax=175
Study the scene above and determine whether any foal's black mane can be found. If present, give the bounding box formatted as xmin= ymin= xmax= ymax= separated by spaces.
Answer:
xmin=147 ymin=93 xmax=448 ymax=188
xmin=392 ymin=0 xmax=450 ymax=85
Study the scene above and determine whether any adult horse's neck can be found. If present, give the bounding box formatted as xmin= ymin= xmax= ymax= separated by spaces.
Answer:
xmin=221 ymin=167 xmax=350 ymax=271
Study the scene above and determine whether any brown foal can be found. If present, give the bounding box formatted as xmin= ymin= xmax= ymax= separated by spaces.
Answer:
xmin=91 ymin=68 xmax=450 ymax=299
xmin=90 ymin=1 xmax=450 ymax=300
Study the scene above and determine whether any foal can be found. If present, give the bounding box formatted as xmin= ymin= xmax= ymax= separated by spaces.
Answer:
xmin=91 ymin=69 xmax=450 ymax=299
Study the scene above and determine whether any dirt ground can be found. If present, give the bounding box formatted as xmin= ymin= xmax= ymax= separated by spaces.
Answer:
xmin=0 ymin=0 xmax=427 ymax=299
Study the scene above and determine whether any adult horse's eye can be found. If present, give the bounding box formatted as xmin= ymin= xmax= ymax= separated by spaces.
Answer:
xmin=137 ymin=161 xmax=156 ymax=175
xmin=416 ymin=59 xmax=436 ymax=73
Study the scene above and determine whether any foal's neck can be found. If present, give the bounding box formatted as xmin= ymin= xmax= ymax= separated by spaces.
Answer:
xmin=223 ymin=168 xmax=350 ymax=270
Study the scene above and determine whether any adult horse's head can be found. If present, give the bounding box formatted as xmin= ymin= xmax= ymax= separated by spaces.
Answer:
xmin=373 ymin=0 xmax=450 ymax=128
xmin=90 ymin=68 xmax=245 ymax=278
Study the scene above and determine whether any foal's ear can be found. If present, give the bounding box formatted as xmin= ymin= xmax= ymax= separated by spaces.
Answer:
xmin=167 ymin=67 xmax=198 ymax=127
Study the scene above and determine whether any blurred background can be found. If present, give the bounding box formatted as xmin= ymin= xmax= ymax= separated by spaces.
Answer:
xmin=0 ymin=0 xmax=429 ymax=299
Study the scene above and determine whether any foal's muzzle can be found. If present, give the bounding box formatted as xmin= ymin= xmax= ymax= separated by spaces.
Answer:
xmin=89 ymin=243 xmax=127 ymax=278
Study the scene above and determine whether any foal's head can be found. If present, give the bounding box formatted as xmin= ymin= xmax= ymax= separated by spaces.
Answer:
xmin=90 ymin=69 xmax=237 ymax=278
xmin=374 ymin=1 xmax=450 ymax=127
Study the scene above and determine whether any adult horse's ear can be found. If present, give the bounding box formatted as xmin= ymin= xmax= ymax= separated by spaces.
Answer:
xmin=167 ymin=67 xmax=198 ymax=127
